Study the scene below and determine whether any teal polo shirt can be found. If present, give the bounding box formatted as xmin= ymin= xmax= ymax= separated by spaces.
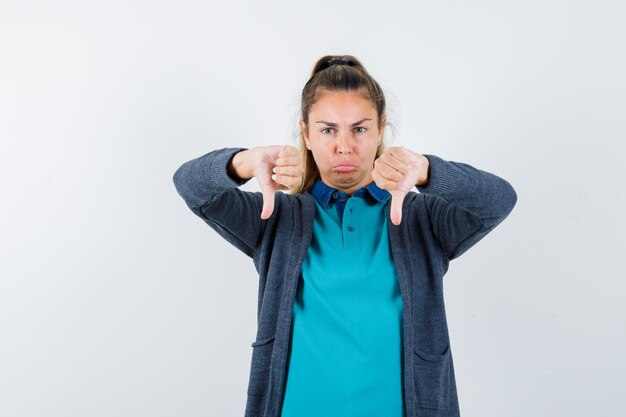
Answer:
xmin=280 ymin=178 xmax=406 ymax=417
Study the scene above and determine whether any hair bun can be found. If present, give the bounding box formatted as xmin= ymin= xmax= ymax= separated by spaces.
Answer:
xmin=327 ymin=59 xmax=353 ymax=66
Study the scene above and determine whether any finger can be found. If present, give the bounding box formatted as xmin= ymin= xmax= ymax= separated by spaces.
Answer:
xmin=272 ymin=173 xmax=301 ymax=189
xmin=260 ymin=187 xmax=276 ymax=219
xmin=371 ymin=168 xmax=399 ymax=192
xmin=389 ymin=190 xmax=406 ymax=226
xmin=278 ymin=145 xmax=290 ymax=158
xmin=375 ymin=162 xmax=404 ymax=183
xmin=274 ymin=156 xmax=301 ymax=167
xmin=379 ymin=152 xmax=411 ymax=175
xmin=272 ymin=145 xmax=287 ymax=165
xmin=280 ymin=145 xmax=298 ymax=156
xmin=273 ymin=165 xmax=302 ymax=176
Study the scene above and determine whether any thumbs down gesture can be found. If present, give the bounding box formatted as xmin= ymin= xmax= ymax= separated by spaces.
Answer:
xmin=371 ymin=146 xmax=430 ymax=226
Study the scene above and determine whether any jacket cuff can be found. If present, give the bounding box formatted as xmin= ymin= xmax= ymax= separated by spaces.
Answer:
xmin=415 ymin=154 xmax=462 ymax=195
xmin=209 ymin=147 xmax=252 ymax=188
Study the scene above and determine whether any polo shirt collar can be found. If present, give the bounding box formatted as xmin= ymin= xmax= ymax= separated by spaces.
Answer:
xmin=309 ymin=178 xmax=391 ymax=208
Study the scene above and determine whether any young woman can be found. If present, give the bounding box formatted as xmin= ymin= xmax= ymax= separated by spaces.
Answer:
xmin=173 ymin=55 xmax=517 ymax=417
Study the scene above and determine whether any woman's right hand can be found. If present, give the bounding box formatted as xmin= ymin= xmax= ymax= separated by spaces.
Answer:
xmin=231 ymin=145 xmax=303 ymax=219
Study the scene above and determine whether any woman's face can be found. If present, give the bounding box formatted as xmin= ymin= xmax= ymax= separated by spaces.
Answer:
xmin=300 ymin=90 xmax=385 ymax=196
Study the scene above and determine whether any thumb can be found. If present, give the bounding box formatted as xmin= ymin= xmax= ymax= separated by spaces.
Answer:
xmin=260 ymin=185 xmax=276 ymax=220
xmin=389 ymin=189 xmax=407 ymax=226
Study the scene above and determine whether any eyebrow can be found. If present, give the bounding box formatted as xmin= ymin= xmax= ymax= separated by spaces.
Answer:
xmin=315 ymin=118 xmax=372 ymax=127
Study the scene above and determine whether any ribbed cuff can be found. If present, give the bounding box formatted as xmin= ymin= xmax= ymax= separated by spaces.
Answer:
xmin=207 ymin=147 xmax=252 ymax=189
xmin=415 ymin=154 xmax=462 ymax=195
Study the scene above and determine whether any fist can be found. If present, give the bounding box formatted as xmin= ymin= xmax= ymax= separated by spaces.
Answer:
xmin=253 ymin=145 xmax=303 ymax=219
xmin=371 ymin=146 xmax=429 ymax=225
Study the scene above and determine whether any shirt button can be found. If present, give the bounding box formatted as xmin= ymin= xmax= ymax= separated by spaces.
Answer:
xmin=332 ymin=192 xmax=338 ymax=198
xmin=347 ymin=225 xmax=354 ymax=231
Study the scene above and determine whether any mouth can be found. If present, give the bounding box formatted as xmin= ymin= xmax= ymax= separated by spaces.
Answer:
xmin=333 ymin=164 xmax=357 ymax=173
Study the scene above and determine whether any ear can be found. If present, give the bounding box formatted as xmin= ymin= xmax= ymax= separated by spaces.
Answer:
xmin=299 ymin=119 xmax=311 ymax=149
xmin=378 ymin=114 xmax=387 ymax=145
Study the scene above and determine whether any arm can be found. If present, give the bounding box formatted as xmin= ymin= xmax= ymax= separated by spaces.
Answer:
xmin=416 ymin=154 xmax=517 ymax=261
xmin=172 ymin=147 xmax=266 ymax=258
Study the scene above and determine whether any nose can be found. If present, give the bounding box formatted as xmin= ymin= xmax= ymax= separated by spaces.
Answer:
xmin=337 ymin=133 xmax=351 ymax=154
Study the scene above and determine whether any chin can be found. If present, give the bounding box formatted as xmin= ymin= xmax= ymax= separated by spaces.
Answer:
xmin=333 ymin=173 xmax=361 ymax=184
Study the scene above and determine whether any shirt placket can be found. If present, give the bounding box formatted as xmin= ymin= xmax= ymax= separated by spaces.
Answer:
xmin=331 ymin=190 xmax=360 ymax=252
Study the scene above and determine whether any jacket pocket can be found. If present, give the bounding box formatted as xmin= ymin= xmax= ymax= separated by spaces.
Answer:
xmin=247 ymin=335 xmax=276 ymax=397
xmin=412 ymin=344 xmax=458 ymax=409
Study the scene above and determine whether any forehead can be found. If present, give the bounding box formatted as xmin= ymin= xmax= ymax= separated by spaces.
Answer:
xmin=310 ymin=90 xmax=376 ymax=117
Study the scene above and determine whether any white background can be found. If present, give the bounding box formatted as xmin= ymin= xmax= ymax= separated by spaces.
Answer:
xmin=1 ymin=1 xmax=624 ymax=416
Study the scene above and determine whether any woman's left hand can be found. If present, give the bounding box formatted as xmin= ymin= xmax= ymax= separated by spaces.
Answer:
xmin=371 ymin=146 xmax=430 ymax=226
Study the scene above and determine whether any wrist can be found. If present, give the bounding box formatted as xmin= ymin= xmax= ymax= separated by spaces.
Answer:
xmin=416 ymin=154 xmax=430 ymax=187
xmin=229 ymin=149 xmax=255 ymax=180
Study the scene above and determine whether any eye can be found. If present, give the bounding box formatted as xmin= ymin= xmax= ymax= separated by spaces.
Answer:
xmin=320 ymin=127 xmax=367 ymax=134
